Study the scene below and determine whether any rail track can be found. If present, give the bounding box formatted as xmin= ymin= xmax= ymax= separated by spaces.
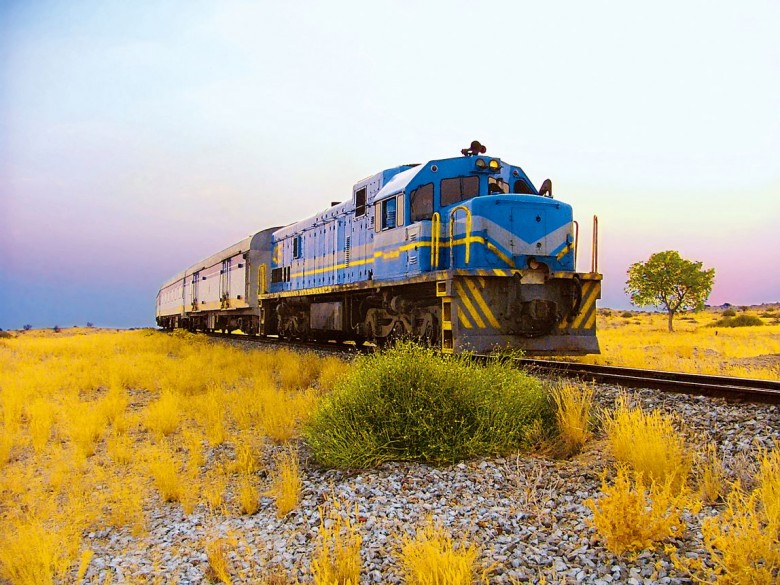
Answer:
xmin=200 ymin=331 xmax=780 ymax=405
xmin=516 ymin=359 xmax=780 ymax=405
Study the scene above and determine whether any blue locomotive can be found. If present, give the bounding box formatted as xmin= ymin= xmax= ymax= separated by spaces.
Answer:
xmin=157 ymin=142 xmax=601 ymax=354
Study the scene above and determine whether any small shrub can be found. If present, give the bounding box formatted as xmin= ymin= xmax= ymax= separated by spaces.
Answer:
xmin=722 ymin=308 xmax=737 ymax=317
xmin=603 ymin=394 xmax=691 ymax=490
xmin=586 ymin=466 xmax=694 ymax=556
xmin=400 ymin=519 xmax=487 ymax=585
xmin=52 ymin=325 xmax=61 ymax=333
xmin=311 ymin=501 xmax=362 ymax=585
xmin=707 ymin=315 xmax=764 ymax=328
xmin=304 ymin=343 xmax=554 ymax=467
xmin=620 ymin=311 xmax=633 ymax=318
xmin=23 ymin=324 xmax=32 ymax=331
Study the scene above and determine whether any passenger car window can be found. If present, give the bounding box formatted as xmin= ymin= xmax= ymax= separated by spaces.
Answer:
xmin=410 ymin=183 xmax=434 ymax=221
xmin=440 ymin=176 xmax=480 ymax=207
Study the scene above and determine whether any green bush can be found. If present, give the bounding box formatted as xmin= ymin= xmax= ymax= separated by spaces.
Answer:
xmin=707 ymin=315 xmax=764 ymax=328
xmin=620 ymin=311 xmax=633 ymax=318
xmin=304 ymin=343 xmax=554 ymax=468
xmin=722 ymin=308 xmax=737 ymax=317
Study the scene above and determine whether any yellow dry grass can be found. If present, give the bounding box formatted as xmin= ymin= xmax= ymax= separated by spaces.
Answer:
xmin=585 ymin=466 xmax=695 ymax=556
xmin=579 ymin=307 xmax=780 ymax=380
xmin=310 ymin=500 xmax=363 ymax=585
xmin=400 ymin=518 xmax=488 ymax=585
xmin=604 ymin=394 xmax=691 ymax=491
xmin=0 ymin=328 xmax=343 ymax=583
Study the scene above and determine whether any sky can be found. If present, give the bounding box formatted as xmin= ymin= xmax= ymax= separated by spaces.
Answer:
xmin=1 ymin=0 xmax=778 ymax=329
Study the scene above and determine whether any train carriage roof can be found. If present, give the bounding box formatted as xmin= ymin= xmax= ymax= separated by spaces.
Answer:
xmin=158 ymin=227 xmax=280 ymax=289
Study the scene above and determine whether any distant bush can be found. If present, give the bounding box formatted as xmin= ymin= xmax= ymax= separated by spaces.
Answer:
xmin=0 ymin=331 xmax=11 ymax=339
xmin=620 ymin=311 xmax=633 ymax=318
xmin=708 ymin=315 xmax=764 ymax=328
xmin=23 ymin=324 xmax=32 ymax=331
xmin=53 ymin=325 xmax=61 ymax=333
xmin=304 ymin=343 xmax=554 ymax=467
xmin=722 ymin=308 xmax=737 ymax=317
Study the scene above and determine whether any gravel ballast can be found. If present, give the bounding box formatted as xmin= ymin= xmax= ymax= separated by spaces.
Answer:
xmin=77 ymin=385 xmax=780 ymax=584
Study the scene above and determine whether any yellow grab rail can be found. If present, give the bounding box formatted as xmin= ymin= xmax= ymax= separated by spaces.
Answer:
xmin=258 ymin=263 xmax=267 ymax=296
xmin=431 ymin=212 xmax=441 ymax=268
xmin=449 ymin=205 xmax=472 ymax=265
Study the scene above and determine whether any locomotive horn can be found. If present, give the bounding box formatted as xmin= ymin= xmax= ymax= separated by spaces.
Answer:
xmin=461 ymin=140 xmax=487 ymax=156
xmin=539 ymin=178 xmax=553 ymax=197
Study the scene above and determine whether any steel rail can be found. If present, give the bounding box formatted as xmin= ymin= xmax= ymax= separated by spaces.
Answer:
xmin=515 ymin=359 xmax=780 ymax=405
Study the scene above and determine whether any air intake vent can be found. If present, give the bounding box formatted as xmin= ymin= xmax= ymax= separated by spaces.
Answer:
xmin=345 ymin=236 xmax=351 ymax=267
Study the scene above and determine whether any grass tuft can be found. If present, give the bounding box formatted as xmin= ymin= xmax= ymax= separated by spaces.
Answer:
xmin=400 ymin=518 xmax=487 ymax=585
xmin=550 ymin=381 xmax=594 ymax=457
xmin=675 ymin=449 xmax=780 ymax=582
xmin=267 ymin=447 xmax=302 ymax=518
xmin=586 ymin=466 xmax=695 ymax=556
xmin=311 ymin=500 xmax=362 ymax=585
xmin=603 ymin=394 xmax=691 ymax=491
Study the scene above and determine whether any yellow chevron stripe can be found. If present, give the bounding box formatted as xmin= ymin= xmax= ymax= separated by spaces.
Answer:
xmin=556 ymin=242 xmax=573 ymax=260
xmin=572 ymin=284 xmax=600 ymax=329
xmin=454 ymin=281 xmax=486 ymax=328
xmin=478 ymin=277 xmax=486 ymax=287
xmin=464 ymin=278 xmax=501 ymax=329
xmin=458 ymin=310 xmax=473 ymax=329
xmin=583 ymin=309 xmax=596 ymax=330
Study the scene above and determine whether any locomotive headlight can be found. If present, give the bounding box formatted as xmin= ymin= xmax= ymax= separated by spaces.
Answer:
xmin=475 ymin=158 xmax=487 ymax=169
xmin=488 ymin=159 xmax=500 ymax=171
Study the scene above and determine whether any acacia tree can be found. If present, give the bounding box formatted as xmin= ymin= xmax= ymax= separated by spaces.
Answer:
xmin=625 ymin=250 xmax=715 ymax=332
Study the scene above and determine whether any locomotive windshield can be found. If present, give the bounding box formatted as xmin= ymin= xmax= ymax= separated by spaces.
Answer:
xmin=440 ymin=176 xmax=479 ymax=206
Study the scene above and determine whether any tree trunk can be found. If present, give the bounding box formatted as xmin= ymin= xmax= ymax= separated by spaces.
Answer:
xmin=667 ymin=310 xmax=675 ymax=332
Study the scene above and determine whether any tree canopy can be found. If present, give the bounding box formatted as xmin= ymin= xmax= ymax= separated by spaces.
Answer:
xmin=625 ymin=250 xmax=715 ymax=332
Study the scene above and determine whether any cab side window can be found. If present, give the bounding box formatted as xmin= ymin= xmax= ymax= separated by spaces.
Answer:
xmin=513 ymin=180 xmax=535 ymax=194
xmin=410 ymin=183 xmax=434 ymax=221
xmin=440 ymin=176 xmax=480 ymax=207
xmin=381 ymin=197 xmax=397 ymax=230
